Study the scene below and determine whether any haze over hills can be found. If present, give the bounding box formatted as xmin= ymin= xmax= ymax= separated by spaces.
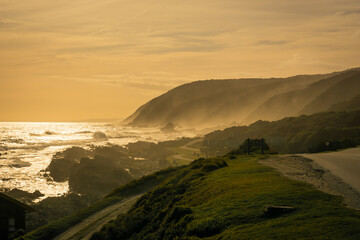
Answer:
xmin=244 ymin=70 xmax=360 ymax=123
xmin=299 ymin=71 xmax=360 ymax=115
xmin=328 ymin=94 xmax=360 ymax=112
xmin=125 ymin=68 xmax=360 ymax=129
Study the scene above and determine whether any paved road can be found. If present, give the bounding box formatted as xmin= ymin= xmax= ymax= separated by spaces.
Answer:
xmin=173 ymin=139 xmax=203 ymax=162
xmin=301 ymin=148 xmax=360 ymax=193
xmin=54 ymin=194 xmax=142 ymax=240
xmin=181 ymin=139 xmax=202 ymax=153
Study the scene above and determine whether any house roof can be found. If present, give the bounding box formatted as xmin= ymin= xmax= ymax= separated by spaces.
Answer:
xmin=0 ymin=192 xmax=34 ymax=212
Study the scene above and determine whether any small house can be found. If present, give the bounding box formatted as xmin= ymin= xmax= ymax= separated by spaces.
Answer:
xmin=0 ymin=192 xmax=34 ymax=239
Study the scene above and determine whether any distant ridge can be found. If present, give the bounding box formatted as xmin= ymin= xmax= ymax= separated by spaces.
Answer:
xmin=125 ymin=68 xmax=360 ymax=129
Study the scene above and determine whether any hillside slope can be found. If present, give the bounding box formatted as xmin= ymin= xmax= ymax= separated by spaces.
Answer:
xmin=125 ymin=74 xmax=332 ymax=128
xmin=125 ymin=69 xmax=360 ymax=129
xmin=243 ymin=70 xmax=358 ymax=123
xmin=300 ymin=71 xmax=360 ymax=115
xmin=328 ymin=94 xmax=360 ymax=112
xmin=91 ymin=156 xmax=360 ymax=240
xmin=202 ymin=110 xmax=360 ymax=155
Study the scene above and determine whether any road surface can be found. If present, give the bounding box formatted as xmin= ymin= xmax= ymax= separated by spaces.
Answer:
xmin=54 ymin=194 xmax=142 ymax=240
xmin=301 ymin=148 xmax=360 ymax=193
xmin=173 ymin=139 xmax=203 ymax=162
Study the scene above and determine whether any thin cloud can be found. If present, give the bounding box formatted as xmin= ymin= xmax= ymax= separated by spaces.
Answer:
xmin=257 ymin=40 xmax=291 ymax=45
xmin=50 ymin=74 xmax=192 ymax=92
xmin=89 ymin=0 xmax=163 ymax=36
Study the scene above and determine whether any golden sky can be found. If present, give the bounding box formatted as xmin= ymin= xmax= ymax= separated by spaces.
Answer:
xmin=1 ymin=0 xmax=360 ymax=121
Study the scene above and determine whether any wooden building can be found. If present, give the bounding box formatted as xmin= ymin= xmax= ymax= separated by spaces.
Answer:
xmin=0 ymin=192 xmax=34 ymax=239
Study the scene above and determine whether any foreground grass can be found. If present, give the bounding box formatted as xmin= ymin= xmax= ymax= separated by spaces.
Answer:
xmin=92 ymin=155 xmax=360 ymax=239
xmin=19 ymin=167 xmax=181 ymax=240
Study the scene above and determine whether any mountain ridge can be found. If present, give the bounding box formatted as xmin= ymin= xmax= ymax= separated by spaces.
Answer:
xmin=125 ymin=73 xmax=341 ymax=128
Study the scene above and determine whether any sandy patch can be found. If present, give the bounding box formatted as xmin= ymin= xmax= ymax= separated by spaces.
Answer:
xmin=260 ymin=155 xmax=360 ymax=209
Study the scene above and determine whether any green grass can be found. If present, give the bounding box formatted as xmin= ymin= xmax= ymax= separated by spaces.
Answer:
xmin=19 ymin=166 xmax=182 ymax=240
xmin=185 ymin=156 xmax=360 ymax=239
xmin=92 ymin=155 xmax=360 ymax=239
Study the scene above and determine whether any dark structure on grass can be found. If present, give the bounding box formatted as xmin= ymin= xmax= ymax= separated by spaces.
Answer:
xmin=0 ymin=192 xmax=34 ymax=239
xmin=239 ymin=138 xmax=269 ymax=155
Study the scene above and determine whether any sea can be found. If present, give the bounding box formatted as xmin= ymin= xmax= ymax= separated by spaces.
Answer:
xmin=0 ymin=122 xmax=193 ymax=200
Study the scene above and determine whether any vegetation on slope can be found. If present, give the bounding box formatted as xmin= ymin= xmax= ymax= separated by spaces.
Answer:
xmin=202 ymin=110 xmax=360 ymax=156
xmin=244 ymin=69 xmax=358 ymax=123
xmin=300 ymin=71 xmax=360 ymax=115
xmin=124 ymin=74 xmax=331 ymax=128
xmin=19 ymin=167 xmax=182 ymax=240
xmin=125 ymin=69 xmax=360 ymax=128
xmin=328 ymin=94 xmax=360 ymax=112
xmin=91 ymin=155 xmax=360 ymax=239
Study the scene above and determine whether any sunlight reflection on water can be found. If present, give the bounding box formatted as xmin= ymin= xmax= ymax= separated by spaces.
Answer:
xmin=0 ymin=122 xmax=189 ymax=200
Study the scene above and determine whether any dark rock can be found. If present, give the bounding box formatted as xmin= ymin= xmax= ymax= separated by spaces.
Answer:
xmin=4 ymin=188 xmax=44 ymax=204
xmin=91 ymin=145 xmax=128 ymax=162
xmin=93 ymin=132 xmax=108 ymax=140
xmin=47 ymin=157 xmax=76 ymax=182
xmin=69 ymin=156 xmax=133 ymax=195
xmin=46 ymin=147 xmax=89 ymax=182
xmin=9 ymin=159 xmax=31 ymax=168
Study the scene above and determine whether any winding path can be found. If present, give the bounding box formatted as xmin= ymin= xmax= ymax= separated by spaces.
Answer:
xmin=54 ymin=139 xmax=204 ymax=239
xmin=173 ymin=139 xmax=203 ymax=162
xmin=54 ymin=194 xmax=142 ymax=240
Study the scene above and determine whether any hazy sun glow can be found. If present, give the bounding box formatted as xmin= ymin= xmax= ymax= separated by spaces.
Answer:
xmin=1 ymin=0 xmax=360 ymax=121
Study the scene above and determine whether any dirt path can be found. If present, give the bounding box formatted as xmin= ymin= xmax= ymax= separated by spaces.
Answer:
xmin=54 ymin=194 xmax=142 ymax=240
xmin=260 ymin=155 xmax=360 ymax=209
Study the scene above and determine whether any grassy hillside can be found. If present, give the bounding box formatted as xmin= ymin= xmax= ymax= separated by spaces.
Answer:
xmin=19 ymin=167 xmax=183 ymax=240
xmin=125 ymin=74 xmax=331 ymax=128
xmin=91 ymin=155 xmax=360 ymax=239
xmin=202 ymin=110 xmax=360 ymax=156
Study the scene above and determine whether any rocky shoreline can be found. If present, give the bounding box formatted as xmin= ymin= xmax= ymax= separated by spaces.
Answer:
xmin=3 ymin=137 xmax=194 ymax=232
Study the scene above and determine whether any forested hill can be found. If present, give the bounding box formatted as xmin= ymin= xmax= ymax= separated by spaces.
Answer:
xmin=124 ymin=68 xmax=360 ymax=129
xmin=202 ymin=110 xmax=360 ymax=156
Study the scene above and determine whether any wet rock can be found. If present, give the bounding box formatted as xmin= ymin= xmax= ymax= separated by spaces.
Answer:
xmin=91 ymin=145 xmax=127 ymax=161
xmin=1 ymin=177 xmax=13 ymax=181
xmin=4 ymin=188 xmax=44 ymax=204
xmin=47 ymin=147 xmax=89 ymax=182
xmin=9 ymin=159 xmax=31 ymax=168
xmin=47 ymin=157 xmax=76 ymax=181
xmin=93 ymin=132 xmax=108 ymax=140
